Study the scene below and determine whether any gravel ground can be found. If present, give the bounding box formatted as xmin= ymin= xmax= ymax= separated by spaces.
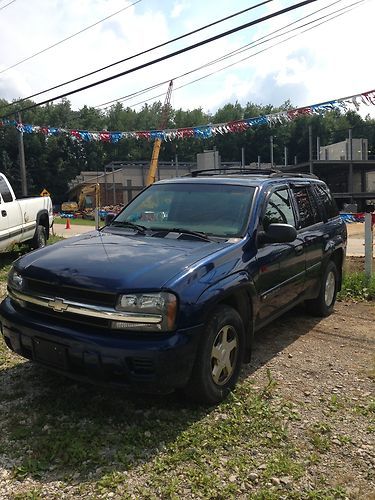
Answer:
xmin=0 ymin=300 xmax=374 ymax=499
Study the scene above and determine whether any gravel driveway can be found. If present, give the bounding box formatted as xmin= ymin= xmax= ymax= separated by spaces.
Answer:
xmin=0 ymin=300 xmax=374 ymax=499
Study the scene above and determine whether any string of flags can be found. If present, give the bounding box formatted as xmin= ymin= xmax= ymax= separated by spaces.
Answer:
xmin=1 ymin=89 xmax=374 ymax=143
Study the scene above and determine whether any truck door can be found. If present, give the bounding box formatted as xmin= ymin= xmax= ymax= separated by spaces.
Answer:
xmin=0 ymin=191 xmax=10 ymax=251
xmin=255 ymin=186 xmax=305 ymax=323
xmin=0 ymin=175 xmax=22 ymax=251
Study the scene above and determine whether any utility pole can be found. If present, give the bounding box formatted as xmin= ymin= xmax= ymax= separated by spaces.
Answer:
xmin=17 ymin=112 xmax=27 ymax=196
xmin=308 ymin=125 xmax=313 ymax=174
xmin=270 ymin=136 xmax=274 ymax=167
xmin=241 ymin=147 xmax=245 ymax=168
xmin=348 ymin=128 xmax=354 ymax=203
xmin=284 ymin=146 xmax=288 ymax=167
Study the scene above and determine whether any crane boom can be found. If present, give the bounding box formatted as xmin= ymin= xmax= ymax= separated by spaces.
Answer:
xmin=146 ymin=80 xmax=173 ymax=186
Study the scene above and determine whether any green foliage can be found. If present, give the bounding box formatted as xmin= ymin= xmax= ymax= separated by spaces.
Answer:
xmin=338 ymin=272 xmax=375 ymax=301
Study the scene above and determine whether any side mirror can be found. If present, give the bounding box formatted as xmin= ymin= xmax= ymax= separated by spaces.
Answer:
xmin=105 ymin=213 xmax=115 ymax=225
xmin=258 ymin=223 xmax=297 ymax=245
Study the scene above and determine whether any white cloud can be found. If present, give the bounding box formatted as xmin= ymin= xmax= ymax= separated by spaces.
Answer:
xmin=0 ymin=0 xmax=374 ymax=122
xmin=171 ymin=1 xmax=188 ymax=19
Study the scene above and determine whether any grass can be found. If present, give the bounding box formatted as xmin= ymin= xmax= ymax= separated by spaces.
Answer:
xmin=53 ymin=217 xmax=96 ymax=226
xmin=338 ymin=271 xmax=375 ymax=301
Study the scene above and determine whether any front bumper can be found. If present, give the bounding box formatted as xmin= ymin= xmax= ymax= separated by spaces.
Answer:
xmin=0 ymin=297 xmax=202 ymax=393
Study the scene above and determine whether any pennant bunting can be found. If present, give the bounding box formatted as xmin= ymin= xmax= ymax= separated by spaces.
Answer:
xmin=1 ymin=89 xmax=374 ymax=143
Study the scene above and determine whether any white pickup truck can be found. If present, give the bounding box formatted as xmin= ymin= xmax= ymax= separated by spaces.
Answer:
xmin=0 ymin=173 xmax=53 ymax=253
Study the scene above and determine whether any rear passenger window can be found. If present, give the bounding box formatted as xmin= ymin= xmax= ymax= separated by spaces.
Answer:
xmin=263 ymin=188 xmax=295 ymax=230
xmin=315 ymin=185 xmax=339 ymax=219
xmin=292 ymin=186 xmax=321 ymax=228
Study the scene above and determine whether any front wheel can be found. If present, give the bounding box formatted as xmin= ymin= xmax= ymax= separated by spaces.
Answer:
xmin=184 ymin=305 xmax=245 ymax=405
xmin=306 ymin=260 xmax=338 ymax=317
xmin=30 ymin=225 xmax=47 ymax=250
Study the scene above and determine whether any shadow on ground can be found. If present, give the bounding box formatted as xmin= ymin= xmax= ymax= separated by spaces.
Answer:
xmin=0 ymin=305 xmax=322 ymax=488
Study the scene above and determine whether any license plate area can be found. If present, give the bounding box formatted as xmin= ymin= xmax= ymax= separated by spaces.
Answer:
xmin=33 ymin=338 xmax=67 ymax=369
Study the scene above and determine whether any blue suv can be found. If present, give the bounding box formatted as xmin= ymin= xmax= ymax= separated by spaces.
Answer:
xmin=0 ymin=170 xmax=347 ymax=404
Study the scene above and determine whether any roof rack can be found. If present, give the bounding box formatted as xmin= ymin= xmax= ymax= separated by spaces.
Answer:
xmin=186 ymin=167 xmax=318 ymax=179
xmin=187 ymin=167 xmax=281 ymax=177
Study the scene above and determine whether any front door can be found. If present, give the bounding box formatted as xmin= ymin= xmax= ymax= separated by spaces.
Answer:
xmin=0 ymin=193 xmax=10 ymax=252
xmin=254 ymin=186 xmax=305 ymax=323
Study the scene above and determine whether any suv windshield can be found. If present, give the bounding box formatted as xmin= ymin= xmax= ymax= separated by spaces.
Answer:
xmin=112 ymin=183 xmax=255 ymax=238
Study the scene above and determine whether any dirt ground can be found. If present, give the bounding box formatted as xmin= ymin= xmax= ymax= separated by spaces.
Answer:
xmin=245 ymin=300 xmax=375 ymax=497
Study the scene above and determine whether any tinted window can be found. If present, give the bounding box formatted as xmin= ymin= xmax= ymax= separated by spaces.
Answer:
xmin=262 ymin=188 xmax=295 ymax=230
xmin=115 ymin=183 xmax=255 ymax=238
xmin=315 ymin=184 xmax=339 ymax=219
xmin=0 ymin=176 xmax=13 ymax=203
xmin=292 ymin=186 xmax=321 ymax=228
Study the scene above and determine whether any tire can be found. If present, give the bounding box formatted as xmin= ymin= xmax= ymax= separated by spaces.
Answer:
xmin=306 ymin=260 xmax=338 ymax=317
xmin=184 ymin=305 xmax=245 ymax=405
xmin=30 ymin=225 xmax=47 ymax=250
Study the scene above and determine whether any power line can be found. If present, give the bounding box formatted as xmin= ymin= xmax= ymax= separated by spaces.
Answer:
xmin=0 ymin=0 xmax=142 ymax=75
xmin=97 ymin=0 xmax=359 ymax=109
xmin=2 ymin=0 xmax=318 ymax=118
xmin=0 ymin=0 xmax=16 ymax=11
xmin=126 ymin=2 xmax=365 ymax=113
xmin=3 ymin=0 xmax=275 ymax=108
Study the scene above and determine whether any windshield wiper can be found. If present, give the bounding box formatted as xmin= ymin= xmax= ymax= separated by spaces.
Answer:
xmin=166 ymin=227 xmax=212 ymax=242
xmin=110 ymin=221 xmax=147 ymax=234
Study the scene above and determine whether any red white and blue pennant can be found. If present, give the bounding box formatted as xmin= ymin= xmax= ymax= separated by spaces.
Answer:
xmin=1 ymin=89 xmax=374 ymax=143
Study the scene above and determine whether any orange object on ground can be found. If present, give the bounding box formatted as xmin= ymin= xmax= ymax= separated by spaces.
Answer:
xmin=65 ymin=218 xmax=71 ymax=229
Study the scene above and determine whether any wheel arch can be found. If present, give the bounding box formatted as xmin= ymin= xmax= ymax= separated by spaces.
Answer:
xmin=330 ymin=248 xmax=344 ymax=291
xmin=35 ymin=209 xmax=50 ymax=239
xmin=198 ymin=280 xmax=256 ymax=363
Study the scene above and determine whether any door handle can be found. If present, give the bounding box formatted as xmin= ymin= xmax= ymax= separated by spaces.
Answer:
xmin=1 ymin=210 xmax=7 ymax=217
xmin=294 ymin=244 xmax=304 ymax=255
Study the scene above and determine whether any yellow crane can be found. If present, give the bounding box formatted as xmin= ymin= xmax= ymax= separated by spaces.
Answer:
xmin=146 ymin=80 xmax=173 ymax=186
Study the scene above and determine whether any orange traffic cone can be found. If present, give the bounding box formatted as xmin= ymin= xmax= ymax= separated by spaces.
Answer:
xmin=65 ymin=218 xmax=71 ymax=229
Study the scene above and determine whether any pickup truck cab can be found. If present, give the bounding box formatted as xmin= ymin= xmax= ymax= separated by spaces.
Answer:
xmin=0 ymin=173 xmax=53 ymax=252
xmin=0 ymin=170 xmax=346 ymax=404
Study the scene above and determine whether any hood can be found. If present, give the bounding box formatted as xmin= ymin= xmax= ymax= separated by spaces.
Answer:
xmin=16 ymin=230 xmax=227 ymax=292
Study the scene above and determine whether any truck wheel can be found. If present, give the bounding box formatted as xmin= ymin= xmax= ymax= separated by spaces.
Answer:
xmin=184 ymin=305 xmax=244 ymax=405
xmin=306 ymin=260 xmax=338 ymax=317
xmin=31 ymin=225 xmax=47 ymax=250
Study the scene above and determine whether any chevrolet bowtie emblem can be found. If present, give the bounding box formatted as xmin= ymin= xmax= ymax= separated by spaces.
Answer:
xmin=48 ymin=298 xmax=68 ymax=312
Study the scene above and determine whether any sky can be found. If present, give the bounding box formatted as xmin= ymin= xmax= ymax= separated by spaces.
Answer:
xmin=0 ymin=0 xmax=374 ymax=123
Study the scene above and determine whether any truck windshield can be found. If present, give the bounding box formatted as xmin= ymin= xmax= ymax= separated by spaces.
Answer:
xmin=113 ymin=183 xmax=255 ymax=238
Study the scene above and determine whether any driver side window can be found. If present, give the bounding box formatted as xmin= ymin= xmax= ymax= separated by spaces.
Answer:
xmin=263 ymin=188 xmax=295 ymax=230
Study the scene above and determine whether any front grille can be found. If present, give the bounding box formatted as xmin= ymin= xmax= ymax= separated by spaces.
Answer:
xmin=24 ymin=302 xmax=110 ymax=330
xmin=25 ymin=278 xmax=117 ymax=307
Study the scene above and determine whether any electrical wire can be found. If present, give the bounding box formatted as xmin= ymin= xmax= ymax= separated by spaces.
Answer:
xmin=3 ymin=0 xmax=275 ymax=108
xmin=0 ymin=0 xmax=16 ymax=11
xmin=0 ymin=0 xmax=142 ymax=75
xmin=125 ymin=1 xmax=367 ymax=113
xmin=97 ymin=0 xmax=360 ymax=109
xmin=1 ymin=0 xmax=318 ymax=118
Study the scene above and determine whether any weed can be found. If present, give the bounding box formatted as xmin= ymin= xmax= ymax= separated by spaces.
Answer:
xmin=338 ymin=272 xmax=375 ymax=301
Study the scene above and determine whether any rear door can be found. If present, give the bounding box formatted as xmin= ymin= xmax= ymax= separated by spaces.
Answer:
xmin=290 ymin=184 xmax=326 ymax=293
xmin=255 ymin=186 xmax=305 ymax=322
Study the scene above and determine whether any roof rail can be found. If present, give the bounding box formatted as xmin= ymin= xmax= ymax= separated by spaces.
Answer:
xmin=270 ymin=172 xmax=319 ymax=179
xmin=187 ymin=167 xmax=281 ymax=177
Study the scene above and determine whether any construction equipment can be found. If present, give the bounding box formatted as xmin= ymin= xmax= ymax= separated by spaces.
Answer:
xmin=77 ymin=183 xmax=100 ymax=214
xmin=146 ymin=80 xmax=173 ymax=186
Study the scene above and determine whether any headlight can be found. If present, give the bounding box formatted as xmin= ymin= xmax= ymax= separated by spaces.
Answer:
xmin=8 ymin=268 xmax=24 ymax=291
xmin=113 ymin=292 xmax=177 ymax=332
